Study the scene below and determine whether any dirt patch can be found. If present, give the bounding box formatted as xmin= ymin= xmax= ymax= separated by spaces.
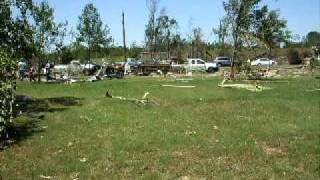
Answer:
xmin=261 ymin=142 xmax=289 ymax=156
xmin=171 ymin=149 xmax=203 ymax=162
xmin=294 ymin=162 xmax=305 ymax=173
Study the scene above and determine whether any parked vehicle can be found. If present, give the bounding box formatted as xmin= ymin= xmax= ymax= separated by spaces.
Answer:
xmin=180 ymin=58 xmax=219 ymax=73
xmin=83 ymin=63 xmax=101 ymax=75
xmin=131 ymin=64 xmax=171 ymax=76
xmin=127 ymin=58 xmax=142 ymax=67
xmin=104 ymin=64 xmax=125 ymax=79
xmin=54 ymin=60 xmax=83 ymax=70
xmin=213 ymin=57 xmax=232 ymax=67
xmin=251 ymin=58 xmax=277 ymax=66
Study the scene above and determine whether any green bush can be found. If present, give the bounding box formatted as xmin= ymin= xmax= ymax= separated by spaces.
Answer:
xmin=287 ymin=48 xmax=302 ymax=64
xmin=0 ymin=50 xmax=17 ymax=140
xmin=302 ymin=49 xmax=312 ymax=58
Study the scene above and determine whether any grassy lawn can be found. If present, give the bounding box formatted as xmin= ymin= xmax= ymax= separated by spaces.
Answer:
xmin=0 ymin=76 xmax=319 ymax=179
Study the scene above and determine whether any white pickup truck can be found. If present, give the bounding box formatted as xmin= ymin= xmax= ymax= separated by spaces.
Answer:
xmin=174 ymin=58 xmax=218 ymax=73
xmin=54 ymin=60 xmax=101 ymax=75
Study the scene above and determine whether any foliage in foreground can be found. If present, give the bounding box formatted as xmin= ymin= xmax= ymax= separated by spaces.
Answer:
xmin=0 ymin=50 xmax=17 ymax=139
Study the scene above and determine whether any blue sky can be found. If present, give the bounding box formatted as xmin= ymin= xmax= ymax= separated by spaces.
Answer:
xmin=34 ymin=0 xmax=320 ymax=45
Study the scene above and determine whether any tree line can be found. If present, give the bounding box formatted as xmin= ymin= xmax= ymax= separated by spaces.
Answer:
xmin=1 ymin=0 xmax=319 ymax=65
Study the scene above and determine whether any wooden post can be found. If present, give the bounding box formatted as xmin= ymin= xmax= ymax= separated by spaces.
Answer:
xmin=122 ymin=11 xmax=127 ymax=62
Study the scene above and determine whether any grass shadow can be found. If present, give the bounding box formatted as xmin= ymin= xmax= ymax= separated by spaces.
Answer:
xmin=0 ymin=95 xmax=84 ymax=150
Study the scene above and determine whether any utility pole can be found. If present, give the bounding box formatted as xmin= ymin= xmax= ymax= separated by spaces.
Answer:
xmin=122 ymin=11 xmax=127 ymax=62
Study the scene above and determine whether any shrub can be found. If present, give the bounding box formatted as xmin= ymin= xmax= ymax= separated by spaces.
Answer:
xmin=0 ymin=50 xmax=17 ymax=140
xmin=287 ymin=48 xmax=302 ymax=64
xmin=302 ymin=49 xmax=313 ymax=58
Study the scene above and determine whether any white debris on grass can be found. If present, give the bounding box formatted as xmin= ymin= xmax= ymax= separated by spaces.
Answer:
xmin=218 ymin=81 xmax=272 ymax=92
xmin=162 ymin=85 xmax=195 ymax=88
xmin=106 ymin=91 xmax=152 ymax=105
xmin=80 ymin=115 xmax=93 ymax=122
xmin=70 ymin=172 xmax=80 ymax=180
xmin=142 ymin=92 xmax=150 ymax=99
xmin=185 ymin=130 xmax=197 ymax=136
xmin=39 ymin=175 xmax=53 ymax=179
xmin=306 ymin=89 xmax=320 ymax=92
xmin=79 ymin=157 xmax=88 ymax=163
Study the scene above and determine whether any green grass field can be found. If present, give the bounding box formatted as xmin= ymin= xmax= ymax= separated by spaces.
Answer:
xmin=0 ymin=76 xmax=319 ymax=179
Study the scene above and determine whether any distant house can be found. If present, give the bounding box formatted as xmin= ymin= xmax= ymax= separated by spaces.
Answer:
xmin=279 ymin=42 xmax=286 ymax=48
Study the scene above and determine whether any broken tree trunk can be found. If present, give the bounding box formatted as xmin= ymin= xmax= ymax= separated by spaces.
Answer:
xmin=105 ymin=90 xmax=151 ymax=105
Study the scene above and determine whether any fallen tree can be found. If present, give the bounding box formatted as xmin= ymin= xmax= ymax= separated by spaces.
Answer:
xmin=161 ymin=85 xmax=195 ymax=88
xmin=105 ymin=90 xmax=155 ymax=105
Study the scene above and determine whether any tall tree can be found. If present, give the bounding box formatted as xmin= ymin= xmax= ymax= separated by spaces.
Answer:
xmin=213 ymin=18 xmax=229 ymax=47
xmin=156 ymin=10 xmax=178 ymax=59
xmin=145 ymin=0 xmax=160 ymax=59
xmin=0 ymin=50 xmax=17 ymax=141
xmin=170 ymin=34 xmax=188 ymax=63
xmin=306 ymin=31 xmax=320 ymax=47
xmin=33 ymin=0 xmax=57 ymax=82
xmin=54 ymin=21 xmax=68 ymax=63
xmin=77 ymin=3 xmax=112 ymax=63
xmin=0 ymin=0 xmax=34 ymax=58
xmin=190 ymin=27 xmax=205 ymax=58
xmin=223 ymin=0 xmax=262 ymax=77
xmin=254 ymin=6 xmax=288 ymax=57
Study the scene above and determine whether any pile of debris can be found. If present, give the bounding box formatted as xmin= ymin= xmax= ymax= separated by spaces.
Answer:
xmin=219 ymin=72 xmax=272 ymax=92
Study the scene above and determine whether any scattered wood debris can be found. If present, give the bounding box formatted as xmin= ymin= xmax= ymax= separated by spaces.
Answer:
xmin=242 ymin=80 xmax=289 ymax=83
xmin=105 ymin=90 xmax=152 ymax=105
xmin=162 ymin=85 xmax=195 ymax=88
xmin=185 ymin=130 xmax=197 ymax=136
xmin=306 ymin=89 xmax=320 ymax=92
xmin=80 ymin=115 xmax=93 ymax=122
xmin=70 ymin=172 xmax=80 ymax=180
xmin=176 ymin=78 xmax=193 ymax=81
xmin=219 ymin=83 xmax=271 ymax=92
xmin=79 ymin=157 xmax=88 ymax=163
xmin=40 ymin=175 xmax=54 ymax=179
xmin=219 ymin=80 xmax=272 ymax=92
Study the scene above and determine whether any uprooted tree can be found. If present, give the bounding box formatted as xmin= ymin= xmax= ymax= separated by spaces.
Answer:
xmin=0 ymin=50 xmax=17 ymax=141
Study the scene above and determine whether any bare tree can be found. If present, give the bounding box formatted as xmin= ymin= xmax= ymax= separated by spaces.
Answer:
xmin=145 ymin=0 xmax=159 ymax=59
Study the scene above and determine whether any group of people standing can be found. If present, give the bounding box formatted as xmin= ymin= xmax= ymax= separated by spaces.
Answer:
xmin=17 ymin=59 xmax=52 ymax=82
